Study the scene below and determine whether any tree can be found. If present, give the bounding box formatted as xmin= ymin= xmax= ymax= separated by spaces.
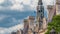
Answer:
xmin=45 ymin=15 xmax=60 ymax=34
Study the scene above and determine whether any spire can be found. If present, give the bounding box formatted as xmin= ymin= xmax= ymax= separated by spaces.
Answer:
xmin=38 ymin=0 xmax=43 ymax=5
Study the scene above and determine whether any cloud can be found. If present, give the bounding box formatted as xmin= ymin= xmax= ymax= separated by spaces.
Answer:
xmin=0 ymin=17 xmax=23 ymax=34
xmin=0 ymin=0 xmax=38 ymax=11
xmin=0 ymin=0 xmax=13 ymax=7
xmin=10 ymin=4 xmax=24 ymax=11
xmin=0 ymin=24 xmax=23 ymax=34
xmin=43 ymin=0 xmax=55 ymax=5
xmin=9 ymin=24 xmax=23 ymax=31
xmin=10 ymin=0 xmax=38 ymax=11
xmin=0 ymin=14 xmax=32 ymax=34
xmin=0 ymin=0 xmax=4 ymax=4
xmin=0 ymin=0 xmax=55 ymax=11
xmin=0 ymin=14 xmax=24 ymax=34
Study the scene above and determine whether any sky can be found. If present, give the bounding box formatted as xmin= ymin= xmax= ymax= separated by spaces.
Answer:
xmin=0 ymin=0 xmax=55 ymax=34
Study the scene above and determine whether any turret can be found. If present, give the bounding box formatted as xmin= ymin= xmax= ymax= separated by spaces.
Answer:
xmin=36 ymin=0 xmax=44 ymax=30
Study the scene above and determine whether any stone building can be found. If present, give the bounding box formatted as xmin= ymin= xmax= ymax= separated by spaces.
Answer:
xmin=11 ymin=32 xmax=16 ymax=34
xmin=16 ymin=30 xmax=23 ymax=34
xmin=56 ymin=0 xmax=60 ymax=15
xmin=23 ymin=16 xmax=35 ymax=34
xmin=28 ymin=16 xmax=35 ymax=30
xmin=47 ymin=5 xmax=56 ymax=22
xmin=16 ymin=30 xmax=20 ymax=34
xmin=42 ymin=18 xmax=47 ymax=30
xmin=23 ymin=0 xmax=47 ymax=34
xmin=34 ymin=0 xmax=47 ymax=34
xmin=23 ymin=19 xmax=29 ymax=34
xmin=36 ymin=0 xmax=44 ymax=31
xmin=28 ymin=29 xmax=33 ymax=34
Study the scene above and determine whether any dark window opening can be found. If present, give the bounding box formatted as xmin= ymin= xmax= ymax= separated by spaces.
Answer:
xmin=41 ymin=10 xmax=42 ymax=12
xmin=41 ymin=14 xmax=43 ymax=18
xmin=38 ymin=10 xmax=40 ymax=12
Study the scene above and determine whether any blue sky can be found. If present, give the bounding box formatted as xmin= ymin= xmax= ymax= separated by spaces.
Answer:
xmin=0 ymin=0 xmax=55 ymax=34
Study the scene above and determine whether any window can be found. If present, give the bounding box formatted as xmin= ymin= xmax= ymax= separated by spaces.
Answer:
xmin=41 ymin=14 xmax=43 ymax=18
xmin=38 ymin=10 xmax=40 ymax=12
xmin=41 ymin=9 xmax=42 ymax=12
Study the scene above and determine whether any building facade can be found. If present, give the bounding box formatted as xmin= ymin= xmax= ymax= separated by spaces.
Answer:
xmin=11 ymin=32 xmax=16 ymax=34
xmin=23 ymin=16 xmax=35 ymax=34
xmin=28 ymin=16 xmax=35 ymax=30
xmin=42 ymin=18 xmax=47 ymax=30
xmin=23 ymin=19 xmax=29 ymax=34
xmin=16 ymin=30 xmax=20 ymax=34
xmin=56 ymin=0 xmax=60 ymax=15
xmin=47 ymin=5 xmax=56 ymax=22
xmin=36 ymin=0 xmax=44 ymax=31
xmin=23 ymin=0 xmax=47 ymax=34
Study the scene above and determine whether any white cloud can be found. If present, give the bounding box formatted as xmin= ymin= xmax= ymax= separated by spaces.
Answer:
xmin=0 ymin=0 xmax=4 ymax=4
xmin=23 ymin=0 xmax=31 ymax=5
xmin=43 ymin=0 xmax=55 ymax=5
xmin=10 ymin=0 xmax=38 ymax=11
xmin=9 ymin=0 xmax=24 ymax=11
xmin=10 ymin=0 xmax=23 ymax=4
xmin=0 ymin=0 xmax=38 ymax=11
xmin=10 ymin=4 xmax=24 ymax=11
xmin=30 ymin=0 xmax=38 ymax=10
xmin=0 ymin=0 xmax=55 ymax=11
xmin=0 ymin=24 xmax=23 ymax=34
xmin=0 ymin=20 xmax=23 ymax=34
xmin=9 ymin=24 xmax=23 ymax=31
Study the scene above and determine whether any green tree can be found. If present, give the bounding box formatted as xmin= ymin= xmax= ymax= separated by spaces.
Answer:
xmin=45 ymin=15 xmax=60 ymax=34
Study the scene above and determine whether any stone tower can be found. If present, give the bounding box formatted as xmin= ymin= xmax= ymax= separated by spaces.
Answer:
xmin=56 ymin=0 xmax=60 ymax=15
xmin=23 ymin=16 xmax=35 ymax=34
xmin=36 ymin=0 xmax=44 ymax=32
xmin=23 ymin=19 xmax=29 ymax=34
xmin=28 ymin=16 xmax=35 ymax=30
xmin=16 ymin=30 xmax=21 ymax=34
xmin=37 ymin=0 xmax=44 ymax=29
xmin=43 ymin=18 xmax=47 ymax=30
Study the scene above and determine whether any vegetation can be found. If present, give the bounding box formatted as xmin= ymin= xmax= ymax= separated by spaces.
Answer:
xmin=45 ymin=15 xmax=60 ymax=34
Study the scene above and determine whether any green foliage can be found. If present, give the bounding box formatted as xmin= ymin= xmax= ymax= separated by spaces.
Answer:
xmin=45 ymin=15 xmax=60 ymax=34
